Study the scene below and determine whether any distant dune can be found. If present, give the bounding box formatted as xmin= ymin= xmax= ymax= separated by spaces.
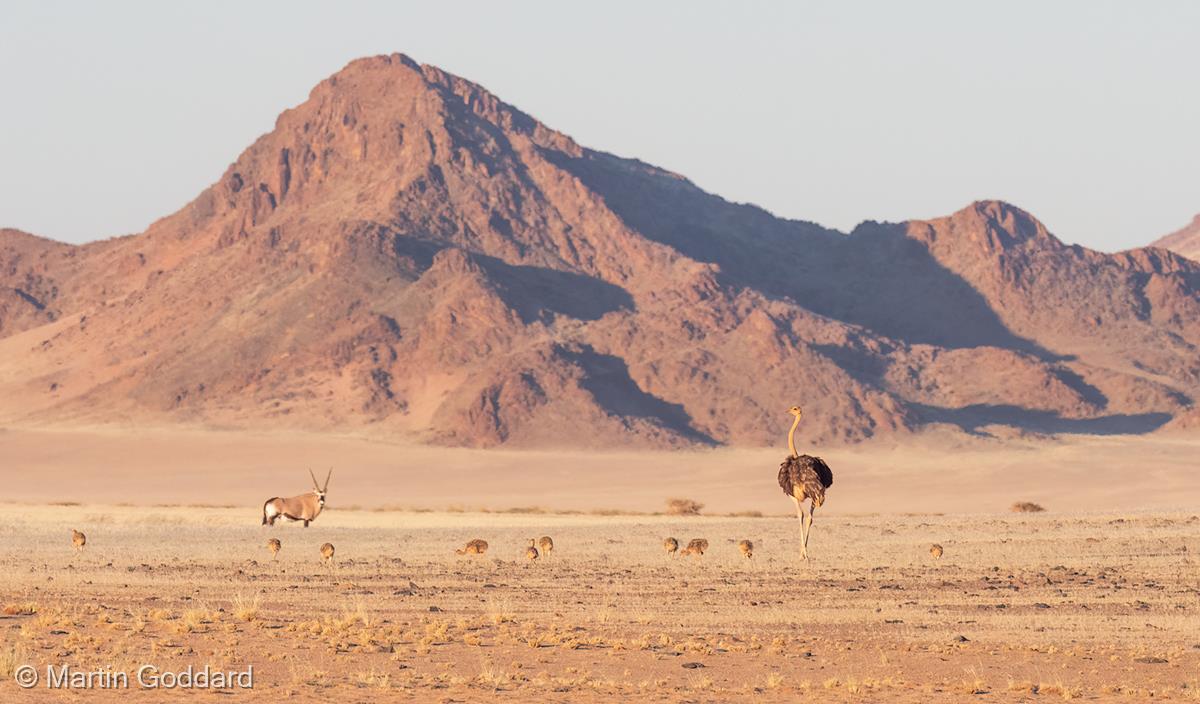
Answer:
xmin=1 ymin=53 xmax=1198 ymax=448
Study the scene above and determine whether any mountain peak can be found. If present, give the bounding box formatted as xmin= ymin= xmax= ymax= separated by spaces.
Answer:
xmin=956 ymin=200 xmax=1056 ymax=246
xmin=895 ymin=200 xmax=1061 ymax=257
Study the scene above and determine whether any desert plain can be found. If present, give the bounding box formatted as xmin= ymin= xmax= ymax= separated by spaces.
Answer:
xmin=2 ymin=428 xmax=1199 ymax=702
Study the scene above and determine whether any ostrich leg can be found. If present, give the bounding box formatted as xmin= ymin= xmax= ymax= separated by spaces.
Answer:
xmin=802 ymin=504 xmax=815 ymax=556
xmin=792 ymin=495 xmax=809 ymax=561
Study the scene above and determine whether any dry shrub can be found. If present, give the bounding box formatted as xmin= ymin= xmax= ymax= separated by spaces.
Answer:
xmin=1011 ymin=501 xmax=1046 ymax=513
xmin=666 ymin=498 xmax=704 ymax=516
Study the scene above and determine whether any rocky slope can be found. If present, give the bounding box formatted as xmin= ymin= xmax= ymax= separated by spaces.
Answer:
xmin=1 ymin=54 xmax=1196 ymax=447
xmin=1152 ymin=214 xmax=1200 ymax=261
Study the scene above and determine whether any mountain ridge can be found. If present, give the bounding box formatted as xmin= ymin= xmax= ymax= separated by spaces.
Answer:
xmin=1 ymin=54 xmax=1196 ymax=448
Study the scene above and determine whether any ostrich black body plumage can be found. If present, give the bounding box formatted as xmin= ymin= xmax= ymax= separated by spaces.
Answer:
xmin=778 ymin=454 xmax=833 ymax=508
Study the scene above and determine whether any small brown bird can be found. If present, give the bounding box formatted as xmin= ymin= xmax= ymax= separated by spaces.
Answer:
xmin=320 ymin=542 xmax=335 ymax=565
xmin=930 ymin=543 xmax=944 ymax=559
xmin=266 ymin=538 xmax=281 ymax=560
xmin=681 ymin=538 xmax=708 ymax=557
xmin=71 ymin=529 xmax=86 ymax=551
xmin=525 ymin=539 xmax=540 ymax=561
xmin=738 ymin=539 xmax=754 ymax=559
xmin=456 ymin=539 xmax=489 ymax=555
xmin=538 ymin=536 xmax=554 ymax=557
xmin=664 ymin=537 xmax=679 ymax=556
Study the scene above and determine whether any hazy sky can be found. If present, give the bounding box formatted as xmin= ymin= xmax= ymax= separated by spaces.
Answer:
xmin=1 ymin=2 xmax=1196 ymax=251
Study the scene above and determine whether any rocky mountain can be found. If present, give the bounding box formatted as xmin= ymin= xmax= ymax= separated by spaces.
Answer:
xmin=1152 ymin=214 xmax=1200 ymax=262
xmin=1 ymin=53 xmax=1197 ymax=447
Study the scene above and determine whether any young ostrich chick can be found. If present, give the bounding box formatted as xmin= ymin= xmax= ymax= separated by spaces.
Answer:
xmin=456 ymin=539 xmax=489 ymax=555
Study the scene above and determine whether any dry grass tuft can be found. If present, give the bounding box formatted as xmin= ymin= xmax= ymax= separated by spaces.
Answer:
xmin=485 ymin=598 xmax=515 ymax=625
xmin=1011 ymin=501 xmax=1046 ymax=513
xmin=960 ymin=668 xmax=987 ymax=694
xmin=1038 ymin=681 xmax=1082 ymax=700
xmin=0 ymin=641 xmax=29 ymax=678
xmin=179 ymin=607 xmax=213 ymax=632
xmin=232 ymin=593 xmax=261 ymax=622
xmin=666 ymin=498 xmax=704 ymax=516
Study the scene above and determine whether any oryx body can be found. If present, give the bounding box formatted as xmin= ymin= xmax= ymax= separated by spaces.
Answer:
xmin=262 ymin=469 xmax=331 ymax=527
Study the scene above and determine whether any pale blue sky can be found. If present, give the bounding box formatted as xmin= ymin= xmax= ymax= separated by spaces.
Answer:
xmin=1 ymin=1 xmax=1196 ymax=251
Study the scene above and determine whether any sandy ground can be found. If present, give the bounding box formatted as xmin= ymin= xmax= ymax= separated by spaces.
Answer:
xmin=1 ymin=504 xmax=1199 ymax=702
xmin=2 ymin=428 xmax=1199 ymax=701
xmin=2 ymin=426 xmax=1199 ymax=515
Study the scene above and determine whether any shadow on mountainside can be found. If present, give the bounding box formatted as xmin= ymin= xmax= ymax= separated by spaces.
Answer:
xmin=543 ymin=148 xmax=1058 ymax=358
xmin=475 ymin=255 xmax=635 ymax=324
xmin=913 ymin=403 xmax=1172 ymax=436
xmin=381 ymin=231 xmax=634 ymax=323
xmin=566 ymin=346 xmax=717 ymax=446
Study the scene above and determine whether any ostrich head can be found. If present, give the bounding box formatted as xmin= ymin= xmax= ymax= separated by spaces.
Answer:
xmin=787 ymin=405 xmax=803 ymax=418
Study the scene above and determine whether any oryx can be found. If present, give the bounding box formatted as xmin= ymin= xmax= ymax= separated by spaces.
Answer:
xmin=262 ymin=468 xmax=331 ymax=527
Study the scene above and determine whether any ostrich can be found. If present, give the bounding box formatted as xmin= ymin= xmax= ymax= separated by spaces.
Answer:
xmin=777 ymin=406 xmax=833 ymax=561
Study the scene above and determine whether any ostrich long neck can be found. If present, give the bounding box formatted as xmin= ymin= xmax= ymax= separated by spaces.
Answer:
xmin=787 ymin=415 xmax=801 ymax=458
